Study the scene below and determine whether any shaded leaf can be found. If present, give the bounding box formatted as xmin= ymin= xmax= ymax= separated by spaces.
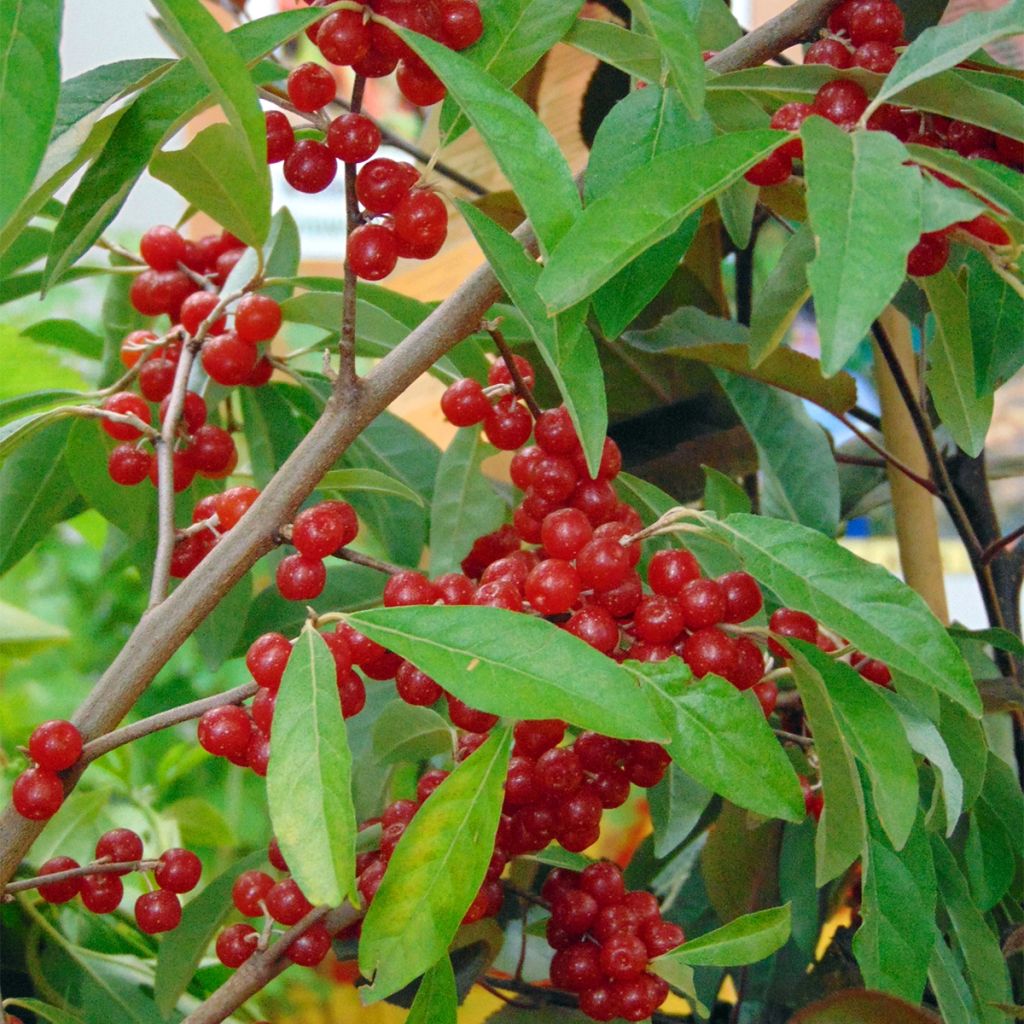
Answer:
xmin=0 ymin=599 xmax=69 ymax=662
xmin=564 ymin=19 xmax=662 ymax=80
xmin=790 ymin=989 xmax=943 ymax=1023
xmin=654 ymin=904 xmax=791 ymax=967
xmin=372 ymin=702 xmax=453 ymax=766
xmin=649 ymin=764 xmax=713 ymax=858
xmin=702 ymin=466 xmax=750 ymax=518
xmin=319 ymin=467 xmax=425 ymax=507
xmin=408 ymin=956 xmax=457 ymax=1024
xmin=749 ymin=223 xmax=815 ymax=365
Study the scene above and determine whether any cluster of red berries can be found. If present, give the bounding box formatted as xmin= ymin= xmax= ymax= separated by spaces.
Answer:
xmin=543 ymin=862 xmax=682 ymax=1021
xmin=744 ymin=0 xmax=1019 ymax=277
xmin=11 ymin=719 xmax=83 ymax=820
xmin=276 ymin=499 xmax=360 ymax=601
xmin=34 ymin=828 xmax=200 ymax=935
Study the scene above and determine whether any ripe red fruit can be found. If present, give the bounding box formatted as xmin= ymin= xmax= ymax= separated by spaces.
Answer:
xmin=198 ymin=705 xmax=253 ymax=761
xmin=393 ymin=188 xmax=448 ymax=249
xmin=642 ymin=918 xmax=685 ymax=957
xmin=188 ymin=425 xmax=235 ymax=476
xmin=37 ymin=856 xmax=82 ymax=904
xmin=848 ymin=0 xmax=904 ymax=45
xmin=384 ymin=569 xmax=438 ymax=606
xmin=217 ymin=922 xmax=258 ymax=967
xmin=551 ymin=888 xmax=599 ymax=935
xmin=286 ymin=922 xmax=332 ymax=966
xmin=155 ymin=848 xmax=202 ymax=893
xmin=681 ymin=627 xmax=738 ymax=678
xmin=276 ymin=553 xmax=327 ymax=601
xmin=287 ymin=62 xmax=337 ymax=112
xmin=216 ymin=485 xmax=260 ymax=530
xmin=266 ymin=879 xmax=313 ymax=925
xmin=677 ymin=578 xmax=727 ymax=630
xmin=441 ymin=0 xmax=484 ymax=50
xmin=813 ymin=80 xmax=870 ymax=127
xmin=633 ymin=595 xmax=686 ymax=645
xmin=804 ymin=38 xmax=853 ymax=68
xmin=580 ymin=861 xmax=626 ymax=906
xmin=356 ymin=158 xmax=417 ymax=213
xmin=292 ymin=500 xmax=357 ymax=558
xmin=801 ymin=775 xmax=825 ymax=820
xmin=120 ymin=329 xmax=157 ymax=368
xmin=158 ymin=390 xmax=206 ymax=436
xmin=135 ymin=889 xmax=182 ymax=933
xmin=80 ymin=873 xmax=124 ymax=914
xmin=565 ymin=606 xmax=619 ymax=654
xmin=235 ymin=294 xmax=282 ymax=344
xmin=12 ymin=768 xmax=63 ymax=820
xmin=719 ymin=571 xmax=763 ymax=622
xmin=441 ymin=378 xmax=490 ymax=426
xmin=488 ymin=354 xmax=536 ymax=389
xmin=348 ymin=223 xmax=399 ymax=281
xmin=140 ymin=225 xmax=186 ymax=271
xmin=138 ymin=356 xmax=178 ymax=403
xmin=576 ymin=537 xmax=633 ymax=591
xmin=317 ymin=9 xmax=371 ymax=66
xmin=284 ymin=139 xmax=338 ymax=194
xmin=483 ymin=398 xmax=533 ymax=450
xmin=265 ymin=110 xmax=295 ymax=163
xmin=396 ymin=58 xmax=447 ymax=106
xmin=744 ymin=150 xmax=793 ymax=186
xmin=447 ymin=695 xmax=499 ymax=732
xmin=202 ymin=331 xmax=258 ymax=386
xmin=753 ymin=678 xmax=779 ymax=716
xmin=853 ymin=40 xmax=897 ymax=73
xmin=147 ymin=448 xmax=196 ymax=493
xmin=525 ymin=559 xmax=580 ymax=615
xmin=535 ymin=746 xmax=583 ymax=797
xmin=95 ymin=828 xmax=145 ymax=870
xmin=170 ymin=532 xmax=214 ymax=578
xmin=770 ymin=101 xmax=814 ymax=159
xmin=959 ymin=214 xmax=1010 ymax=247
xmin=233 ymin=869 xmax=275 ymax=916
xmin=101 ymin=392 xmax=151 ymax=441
xmin=326 ymin=112 xmax=381 ymax=163
xmin=533 ymin=407 xmax=577 ymax=455
xmin=28 ymin=719 xmax=83 ymax=772
xmin=513 ymin=719 xmax=566 ymax=759
xmin=600 ymin=932 xmax=649 ymax=981
xmin=648 ymin=548 xmax=700 ymax=596
xmin=906 ymin=231 xmax=951 ymax=276
xmin=551 ymin=942 xmax=604 ymax=992
xmin=130 ymin=268 xmax=194 ymax=319
xmin=396 ymin=661 xmax=444 ymax=705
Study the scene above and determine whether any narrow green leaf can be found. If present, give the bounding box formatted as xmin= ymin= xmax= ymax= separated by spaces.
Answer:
xmin=429 ymin=425 xmax=506 ymax=576
xmin=268 ymin=624 xmax=356 ymax=907
xmin=749 ymin=223 xmax=815 ymax=365
xmin=537 ymin=130 xmax=783 ymax=313
xmin=788 ymin=647 xmax=866 ymax=884
xmin=372 ymin=702 xmax=453 ymax=766
xmin=655 ymin=904 xmax=791 ymax=968
xmin=923 ymin=269 xmax=991 ymax=457
xmin=718 ymin=179 xmax=759 ymax=250
xmin=634 ymin=658 xmax=804 ymax=822
xmin=395 ymin=27 xmax=579 ymax=255
xmin=150 ymin=123 xmax=268 ymax=248
xmin=908 ymin=144 xmax=1024 ymax=224
xmin=931 ymin=835 xmax=1012 ymax=1024
xmin=626 ymin=0 xmax=706 ymax=117
xmin=871 ymin=0 xmax=1024 ymax=110
xmin=438 ymin=0 xmax=585 ymax=143
xmin=408 ymin=956 xmax=457 ymax=1024
xmin=319 ymin=467 xmax=425 ymax=507
xmin=0 ymin=599 xmax=69 ymax=662
xmin=153 ymin=850 xmax=266 ymax=1014
xmin=22 ymin=319 xmax=104 ymax=360
xmin=459 ymin=202 xmax=607 ymax=477
xmin=714 ymin=369 xmax=840 ymax=535
xmin=948 ymin=623 xmax=1024 ymax=658
xmin=928 ymin=933 xmax=977 ymax=1024
xmin=963 ymin=247 xmax=1024 ymax=394
xmin=710 ymin=514 xmax=980 ymax=713
xmin=193 ymin=573 xmax=251 ymax=672
xmin=241 ymin=384 xmax=306 ymax=488
xmin=345 ymin=605 xmax=670 ymax=742
xmin=0 ymin=0 xmax=63 ymax=225
xmin=803 ymin=119 xmax=922 ymax=374
xmin=360 ymin=727 xmax=513 ymax=1000
xmin=649 ymin=764 xmax=713 ymax=857
xmin=564 ymin=19 xmax=662 ymax=80
xmin=2 ymin=999 xmax=83 ymax=1024
xmin=702 ymin=466 xmax=750 ymax=518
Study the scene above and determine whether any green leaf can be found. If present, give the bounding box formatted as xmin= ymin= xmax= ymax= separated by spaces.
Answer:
xmin=792 ymin=642 xmax=918 ymax=850
xmin=0 ymin=420 xmax=81 ymax=575
xmin=623 ymin=306 xmax=858 ymax=415
xmin=702 ymin=466 xmax=750 ymax=518
xmin=908 ymin=144 xmax=1024 ymax=224
xmin=164 ymin=796 xmax=234 ymax=847
xmin=948 ymin=623 xmax=1024 ymax=658
xmin=625 ymin=0 xmax=706 ymax=117
xmin=963 ymin=248 xmax=1024 ymax=394
xmin=319 ymin=467 xmax=425 ymax=507
xmin=564 ymin=19 xmax=662 ymax=80
xmin=22 ymin=318 xmax=105 ymax=360
xmin=408 ymin=956 xmax=457 ymax=1024
xmin=918 ymin=172 xmax=988 ymax=234
xmin=345 ymin=605 xmax=670 ymax=742
xmin=718 ymin=179 xmax=759 ymax=250
xmin=649 ymin=764 xmax=713 ymax=857
xmin=714 ymin=369 xmax=840 ymax=535
xmin=634 ymin=657 xmax=804 ymax=822
xmin=931 ymin=835 xmax=1012 ymax=1024
xmin=459 ymin=202 xmax=607 ymax=478
xmin=2 ymin=1000 xmax=84 ymax=1024
xmin=43 ymin=8 xmax=324 ymax=286
xmin=372 ymin=702 xmax=453 ymax=766
xmin=870 ymin=0 xmax=1024 ymax=111
xmin=787 ymin=647 xmax=866 ymax=883
xmin=802 ymin=120 xmax=922 ymax=375
xmin=429 ymin=425 xmax=506 ymax=576
xmin=360 ymin=727 xmax=513 ymax=1000
xmin=536 ymin=130 xmax=783 ymax=313
xmin=586 ymin=86 xmax=708 ymax=339
xmin=154 ymin=849 xmax=266 ymax=1014
xmin=922 ymin=269 xmax=991 ymax=457
xmin=268 ymin=624 xmax=356 ymax=907
xmin=654 ymin=904 xmax=791 ymax=968
xmin=241 ymin=384 xmax=306 ymax=488
xmin=0 ymin=599 xmax=68 ymax=662
xmin=710 ymin=514 xmax=980 ymax=714
xmin=150 ymin=123 xmax=268 ymax=248
xmin=0 ymin=0 xmax=63 ymax=226
xmin=749 ymin=223 xmax=815 ymax=365
xmin=438 ymin=0 xmax=585 ymax=143
xmin=882 ymin=690 xmax=963 ymax=831
xmin=395 ymin=28 xmax=579 ymax=255
xmin=193 ymin=572 xmax=251 ymax=671
xmin=928 ymin=934 xmax=977 ymax=1024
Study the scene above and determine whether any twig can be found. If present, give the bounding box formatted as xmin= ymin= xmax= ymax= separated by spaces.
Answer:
xmin=773 ymin=729 xmax=815 ymax=748
xmin=982 ymin=522 xmax=1024 ymax=565
xmin=80 ymin=682 xmax=258 ymax=764
xmin=834 ymin=453 xmax=887 ymax=470
xmin=66 ymin=406 xmax=159 ymax=440
xmin=331 ymin=546 xmax=404 ymax=576
xmin=485 ymin=321 xmax=542 ymax=418
xmin=338 ymin=75 xmax=367 ymax=396
xmin=4 ymin=859 xmax=160 ymax=898
xmin=837 ymin=413 xmax=936 ymax=494
xmin=848 ymin=404 xmax=882 ymax=432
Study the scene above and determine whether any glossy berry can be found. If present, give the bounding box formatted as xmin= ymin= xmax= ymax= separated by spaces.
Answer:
xmin=959 ymin=214 xmax=1011 ymax=247
xmin=37 ymin=856 xmax=82 ymax=904
xmin=906 ymin=232 xmax=950 ymax=276
xmin=265 ymin=110 xmax=295 ymax=163
xmin=565 ymin=606 xmax=619 ymax=654
xmin=441 ymin=378 xmax=490 ymax=426
xmin=217 ymin=922 xmax=258 ymax=968
xmin=447 ymin=695 xmax=499 ymax=733
xmin=266 ymin=879 xmax=313 ymax=925
xmin=384 ymin=570 xmax=438 ymax=606
xmin=719 ymin=571 xmax=763 ymax=622
xmin=202 ymin=331 xmax=258 ymax=385
xmin=80 ymin=873 xmax=123 ymax=914
xmin=804 ymin=38 xmax=852 ymax=67
xmin=155 ymin=848 xmax=202 ymax=893
xmin=753 ymin=678 xmax=779 ymax=716
xmin=276 ymin=553 xmax=327 ymax=601
xmin=848 ymin=0 xmax=904 ymax=45
xmin=140 ymin=225 xmax=186 ymax=271
xmin=396 ymin=58 xmax=447 ymax=106
xmin=287 ymin=922 xmax=332 ymax=966
xmin=393 ymin=188 xmax=447 ymax=249
xmin=642 ymin=918 xmax=685 ymax=957
xmin=198 ymin=705 xmax=253 ymax=761
xmin=744 ymin=150 xmax=793 ymax=186
xmin=130 ymin=268 xmax=194 ymax=319
xmin=814 ymin=80 xmax=870 ymax=127
xmin=284 ymin=139 xmax=338 ymax=194
xmin=580 ymin=861 xmax=626 ymax=906
xmin=441 ymin=1 xmax=484 ymax=49
xmin=188 ymin=425 xmax=235 ymax=476
xmin=488 ymin=354 xmax=536 ymax=390
xmin=356 ymin=158 xmax=417 ymax=214
xmin=633 ymin=595 xmax=686 ymax=645
xmin=29 ymin=719 xmax=83 ymax=771
xmin=233 ymin=869 xmax=275 ymax=916
xmin=135 ymin=889 xmax=181 ymax=934
xmin=268 ymin=837 xmax=289 ymax=872
xmin=682 ymin=628 xmax=738 ymax=678
xmin=600 ymin=932 xmax=649 ymax=981
xmin=292 ymin=500 xmax=357 ymax=559
xmin=576 ymin=538 xmax=633 ymax=591
xmin=147 ymin=449 xmax=196 ymax=493
xmin=551 ymin=942 xmax=604 ymax=992
xmin=327 ymin=112 xmax=381 ymax=164
xmin=101 ymin=392 xmax=151 ymax=441
xmin=119 ymin=329 xmax=157 ymax=368
xmin=317 ymin=9 xmax=371 ymax=66
xmin=394 ymin=661 xmax=443 ymax=705
xmin=801 ymin=775 xmax=825 ymax=820
xmin=235 ymin=294 xmax=282 ymax=344
xmin=647 ymin=549 xmax=700 ymax=596
xmin=216 ymin=485 xmax=260 ymax=530
xmin=348 ymin=223 xmax=399 ymax=281
xmin=483 ymin=398 xmax=533 ymax=450
xmin=287 ymin=62 xmax=337 ymax=112
xmin=525 ymin=559 xmax=580 ymax=615
xmin=770 ymin=101 xmax=814 ymax=159
xmin=12 ymin=768 xmax=63 ymax=820
xmin=138 ymin=356 xmax=177 ymax=403
xmin=678 ymin=578 xmax=727 ymax=629
xmin=853 ymin=40 xmax=897 ymax=73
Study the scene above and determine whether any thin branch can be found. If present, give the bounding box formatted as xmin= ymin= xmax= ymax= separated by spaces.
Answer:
xmin=65 ymin=405 xmax=159 ymax=440
xmin=837 ymin=413 xmax=937 ymax=494
xmin=331 ymin=545 xmax=404 ymax=576
xmin=338 ymin=75 xmax=367 ymax=396
xmin=486 ymin=321 xmax=542 ymax=418
xmin=774 ymin=728 xmax=815 ymax=748
xmin=848 ymin=404 xmax=882 ymax=432
xmin=982 ymin=522 xmax=1024 ymax=565
xmin=81 ymin=683 xmax=258 ymax=764
xmin=834 ymin=453 xmax=887 ymax=470
xmin=4 ymin=859 xmax=160 ymax=898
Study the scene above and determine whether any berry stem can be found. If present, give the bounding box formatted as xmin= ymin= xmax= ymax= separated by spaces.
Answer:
xmin=331 ymin=545 xmax=404 ymax=576
xmin=67 ymin=406 xmax=159 ymax=441
xmin=836 ymin=412 xmax=937 ymax=494
xmin=339 ymin=74 xmax=368 ymax=396
xmin=773 ymin=728 xmax=815 ymax=748
xmin=3 ymin=859 xmax=160 ymax=899
xmin=981 ymin=522 xmax=1024 ymax=565
xmin=486 ymin=322 xmax=543 ymax=419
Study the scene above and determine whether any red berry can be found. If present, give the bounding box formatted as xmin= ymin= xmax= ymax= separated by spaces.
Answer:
xmin=95 ymin=827 xmax=144 ymax=871
xmin=393 ymin=188 xmax=447 ymax=250
xmin=551 ymin=888 xmax=598 ymax=935
xmin=348 ymin=223 xmax=399 ymax=281
xmin=853 ymin=40 xmax=897 ymax=73
xmin=565 ymin=606 xmax=619 ymax=655
xmin=576 ymin=537 xmax=633 ymax=591
xmin=396 ymin=58 xmax=447 ymax=106
xmin=119 ymin=329 xmax=157 ymax=368
xmin=580 ymin=985 xmax=618 ymax=1022
xmin=848 ymin=0 xmax=904 ymax=45
xmin=908 ymin=230 xmax=952 ymax=276
xmin=356 ymin=158 xmax=416 ymax=214
xmin=753 ymin=678 xmax=779 ymax=716
xmin=483 ymin=398 xmax=533 ymax=450
xmin=292 ymin=500 xmax=356 ymax=558
xmin=804 ymin=38 xmax=853 ymax=68
xmin=959 ymin=214 xmax=1011 ymax=247
xmin=727 ymin=637 xmax=766 ymax=690
xmin=744 ymin=150 xmax=793 ymax=186
xmin=648 ymin=548 xmax=700 ymax=596
xmin=633 ymin=595 xmax=686 ymax=645
xmin=770 ymin=101 xmax=814 ymax=159
xmin=269 ymin=837 xmax=289 ymax=872
xmin=441 ymin=1 xmax=484 ymax=50
xmin=202 ymin=331 xmax=258 ymax=386
xmin=800 ymin=775 xmax=825 ymax=820
xmin=216 ymin=485 xmax=260 ymax=530
xmin=317 ymin=9 xmax=371 ymax=66
xmin=287 ymin=62 xmax=337 ymax=112
xmin=677 ymin=578 xmax=727 ymax=629
xmin=130 ymin=269 xmax=194 ymax=319
xmin=198 ymin=705 xmax=253 ymax=761
xmin=535 ymin=746 xmax=583 ymax=797
xmin=265 ymin=110 xmax=295 ymax=163
xmin=80 ymin=873 xmax=124 ymax=914
xmin=188 ymin=425 xmax=235 ymax=476
xmin=719 ymin=571 xmax=763 ymax=622
xmin=857 ymin=657 xmax=892 ymax=687
xmin=525 ymin=558 xmax=580 ymax=615
xmin=513 ymin=719 xmax=566 ymax=759
xmin=384 ymin=569 xmax=438 ymax=606
xmin=140 ymin=225 xmax=186 ymax=272
xmin=101 ymin=392 xmax=151 ymax=441
xmin=580 ymin=861 xmax=626 ymax=906
xmin=135 ymin=889 xmax=182 ymax=934
xmin=284 ymin=139 xmax=338 ymax=194
xmin=447 ymin=695 xmax=499 ymax=733
xmin=441 ymin=378 xmax=490 ymax=426
xmin=551 ymin=942 xmax=604 ymax=992
xmin=276 ymin=553 xmax=327 ymax=601
xmin=266 ymin=879 xmax=313 ymax=925
xmin=233 ymin=869 xmax=275 ymax=916
xmin=37 ymin=856 xmax=81 ymax=904
xmin=286 ymin=922 xmax=332 ymax=966
xmin=592 ymin=573 xmax=644 ymax=619
xmin=12 ymin=768 xmax=63 ymax=820
xmin=235 ymin=294 xmax=282 ymax=344
xmin=326 ymin=112 xmax=381 ymax=163
xmin=158 ymin=391 xmax=207 ymax=436
xmin=138 ymin=357 xmax=178 ymax=402
xmin=28 ymin=719 xmax=83 ymax=772
xmin=642 ymin=918 xmax=685 ymax=957
xmin=533 ymin=407 xmax=576 ymax=454
xmin=813 ymin=80 xmax=870 ymax=127
xmin=217 ymin=922 xmax=258 ymax=967
xmin=599 ymin=932 xmax=649 ymax=981
xmin=155 ymin=848 xmax=201 ymax=893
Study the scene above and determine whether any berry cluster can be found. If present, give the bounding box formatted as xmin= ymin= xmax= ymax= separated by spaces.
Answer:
xmin=276 ymin=499 xmax=360 ymax=601
xmin=34 ymin=828 xmax=200 ymax=934
xmin=543 ymin=862 xmax=682 ymax=1022
xmin=744 ymin=0 xmax=1019 ymax=277
xmin=11 ymin=719 xmax=83 ymax=820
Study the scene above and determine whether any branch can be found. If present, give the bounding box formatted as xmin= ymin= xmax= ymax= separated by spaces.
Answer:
xmin=331 ymin=546 xmax=404 ymax=576
xmin=4 ymin=859 xmax=159 ymax=898
xmin=982 ymin=522 xmax=1024 ymax=565
xmin=837 ymin=413 xmax=937 ymax=494
xmin=486 ymin=321 xmax=542 ymax=418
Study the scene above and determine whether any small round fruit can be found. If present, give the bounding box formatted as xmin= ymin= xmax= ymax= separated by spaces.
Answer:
xmin=28 ymin=719 xmax=83 ymax=772
xmin=744 ymin=150 xmax=793 ymax=186
xmin=135 ymin=889 xmax=182 ymax=934
xmin=235 ymin=294 xmax=282 ymax=344
xmin=276 ymin=554 xmax=327 ymax=601
xmin=101 ymin=393 xmax=151 ymax=442
xmin=217 ymin=922 xmax=258 ymax=968
xmin=286 ymin=62 xmax=337 ymax=112
xmin=80 ymin=873 xmax=124 ymax=914
xmin=906 ymin=232 xmax=950 ymax=277
xmin=197 ymin=705 xmax=253 ymax=761
xmin=37 ymin=856 xmax=82 ymax=904
xmin=265 ymin=110 xmax=294 ymax=163
xmin=347 ymin=223 xmax=399 ymax=281
xmin=12 ymin=768 xmax=63 ymax=820
xmin=326 ymin=112 xmax=381 ymax=163
xmin=140 ymin=225 xmax=187 ymax=271
xmin=291 ymin=500 xmax=356 ymax=559
xmin=283 ymin=139 xmax=338 ymax=194
xmin=154 ymin=848 xmax=202 ymax=893
xmin=202 ymin=331 xmax=258 ymax=386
